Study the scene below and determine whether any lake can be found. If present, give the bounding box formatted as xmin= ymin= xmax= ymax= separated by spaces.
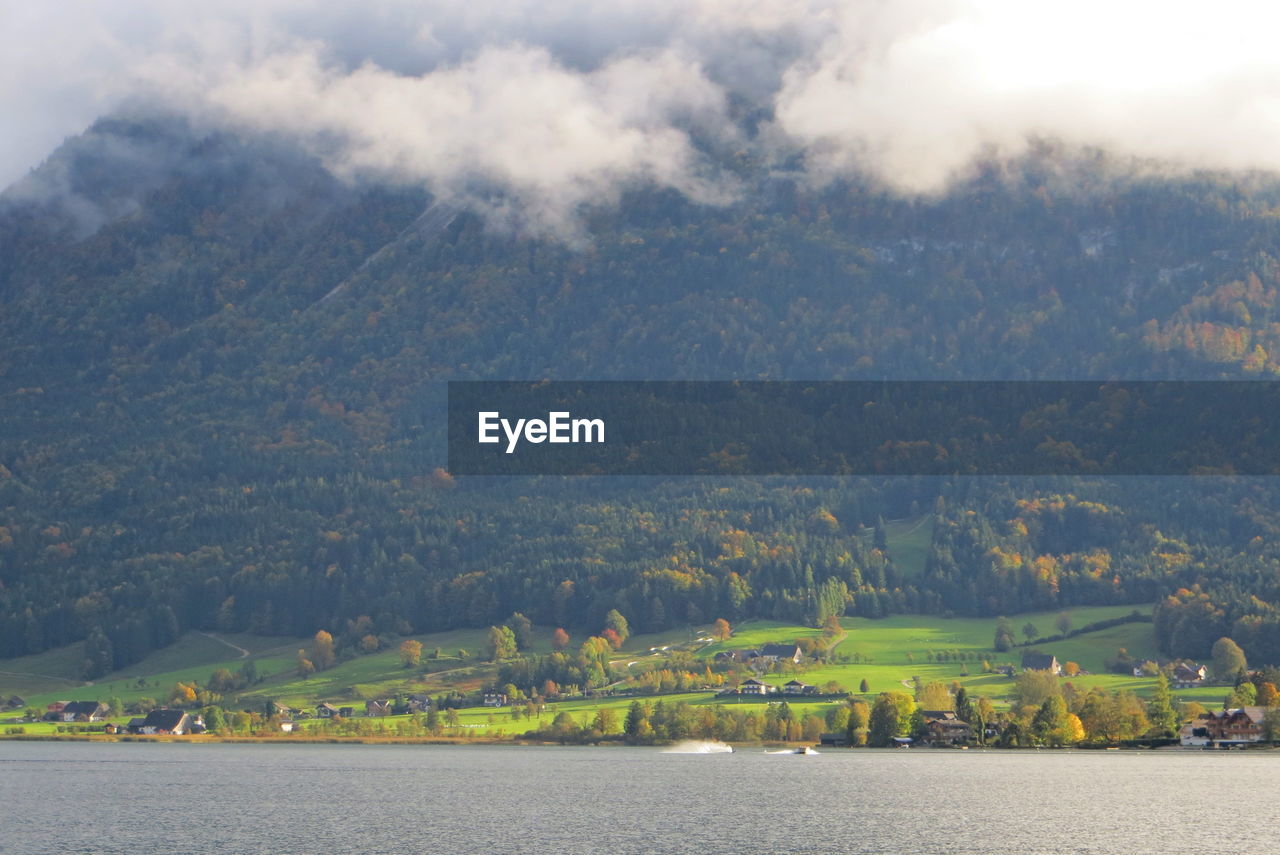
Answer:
xmin=1 ymin=741 xmax=1273 ymax=854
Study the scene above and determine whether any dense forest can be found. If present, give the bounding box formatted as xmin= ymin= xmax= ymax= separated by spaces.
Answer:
xmin=4 ymin=114 xmax=1280 ymax=675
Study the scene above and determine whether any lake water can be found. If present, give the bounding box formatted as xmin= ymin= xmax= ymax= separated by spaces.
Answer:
xmin=1 ymin=742 xmax=1274 ymax=854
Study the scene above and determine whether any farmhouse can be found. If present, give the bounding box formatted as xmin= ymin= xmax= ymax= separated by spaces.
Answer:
xmin=783 ymin=680 xmax=817 ymax=696
xmin=130 ymin=709 xmax=197 ymax=735
xmin=365 ymin=700 xmax=392 ymax=717
xmin=316 ymin=703 xmax=340 ymax=718
xmin=738 ymin=678 xmax=776 ymax=695
xmin=1173 ymin=663 xmax=1208 ymax=688
xmin=1020 ymin=652 xmax=1062 ymax=676
xmin=45 ymin=700 xmax=107 ymax=722
xmin=482 ymin=692 xmax=508 ymax=707
xmin=919 ymin=710 xmax=974 ymax=746
xmin=1179 ymin=707 xmax=1267 ymax=746
xmin=757 ymin=643 xmax=804 ymax=665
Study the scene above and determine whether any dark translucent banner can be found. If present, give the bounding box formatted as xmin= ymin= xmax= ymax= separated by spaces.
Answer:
xmin=447 ymin=381 xmax=1280 ymax=475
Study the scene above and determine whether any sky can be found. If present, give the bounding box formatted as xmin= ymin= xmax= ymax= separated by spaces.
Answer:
xmin=6 ymin=0 xmax=1280 ymax=233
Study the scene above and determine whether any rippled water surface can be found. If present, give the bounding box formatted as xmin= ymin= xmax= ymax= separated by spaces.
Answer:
xmin=2 ymin=742 xmax=1273 ymax=854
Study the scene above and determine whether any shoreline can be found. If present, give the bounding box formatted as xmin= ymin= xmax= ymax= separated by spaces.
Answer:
xmin=0 ymin=733 xmax=1269 ymax=751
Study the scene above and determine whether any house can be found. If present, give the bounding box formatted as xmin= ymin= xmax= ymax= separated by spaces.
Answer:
xmin=338 ymin=707 xmax=355 ymax=718
xmin=272 ymin=702 xmax=295 ymax=718
xmin=126 ymin=717 xmax=147 ymax=733
xmin=365 ymin=699 xmax=392 ymax=717
xmin=316 ymin=703 xmax=339 ymax=718
xmin=132 ymin=709 xmax=194 ymax=735
xmin=47 ymin=700 xmax=107 ymax=722
xmin=482 ymin=692 xmax=508 ymax=707
xmin=714 ymin=649 xmax=759 ymax=664
xmin=919 ymin=710 xmax=974 ymax=746
xmin=820 ymin=732 xmax=851 ymax=747
xmin=738 ymin=678 xmax=776 ymax=696
xmin=4 ymin=695 xmax=25 ymax=710
xmin=757 ymin=643 xmax=804 ymax=665
xmin=1173 ymin=663 xmax=1208 ymax=688
xmin=279 ymin=720 xmax=297 ymax=733
xmin=407 ymin=695 xmax=431 ymax=713
xmin=1180 ymin=707 xmax=1266 ymax=746
xmin=783 ymin=680 xmax=817 ymax=696
xmin=1020 ymin=652 xmax=1062 ymax=676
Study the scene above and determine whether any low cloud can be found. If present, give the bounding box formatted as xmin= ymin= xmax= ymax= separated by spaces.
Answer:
xmin=9 ymin=1 xmax=1280 ymax=235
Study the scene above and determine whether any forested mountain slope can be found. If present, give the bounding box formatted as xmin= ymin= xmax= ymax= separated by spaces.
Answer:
xmin=3 ymin=114 xmax=1280 ymax=675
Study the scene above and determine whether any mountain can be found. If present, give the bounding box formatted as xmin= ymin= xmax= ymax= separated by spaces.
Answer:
xmin=3 ymin=113 xmax=1280 ymax=676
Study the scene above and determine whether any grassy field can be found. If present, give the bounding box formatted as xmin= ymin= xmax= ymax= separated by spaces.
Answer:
xmin=882 ymin=514 xmax=935 ymax=578
xmin=0 ymin=602 xmax=1238 ymax=734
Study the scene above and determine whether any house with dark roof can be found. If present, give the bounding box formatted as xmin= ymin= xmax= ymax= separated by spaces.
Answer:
xmin=131 ymin=709 xmax=194 ymax=735
xmin=1020 ymin=652 xmax=1062 ymax=676
xmin=47 ymin=700 xmax=107 ymax=722
xmin=316 ymin=703 xmax=340 ymax=718
xmin=919 ymin=710 xmax=974 ymax=746
xmin=482 ymin=692 xmax=508 ymax=708
xmin=783 ymin=679 xmax=817 ymax=696
xmin=757 ymin=643 xmax=804 ymax=664
xmin=1173 ymin=662 xmax=1208 ymax=688
xmin=365 ymin=699 xmax=392 ymax=717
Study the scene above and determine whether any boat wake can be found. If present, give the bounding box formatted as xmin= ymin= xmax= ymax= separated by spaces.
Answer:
xmin=663 ymin=740 xmax=734 ymax=754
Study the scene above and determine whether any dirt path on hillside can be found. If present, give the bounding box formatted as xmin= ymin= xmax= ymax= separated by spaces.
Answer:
xmin=198 ymin=632 xmax=250 ymax=660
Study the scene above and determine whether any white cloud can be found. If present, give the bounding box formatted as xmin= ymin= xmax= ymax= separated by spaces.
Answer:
xmin=10 ymin=0 xmax=1280 ymax=232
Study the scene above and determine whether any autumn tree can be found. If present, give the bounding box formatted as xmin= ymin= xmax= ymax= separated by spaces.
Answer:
xmin=916 ymin=681 xmax=953 ymax=711
xmin=311 ymin=630 xmax=336 ymax=671
xmin=399 ymin=639 xmax=423 ymax=668
xmin=297 ymin=649 xmax=315 ymax=676
xmin=604 ymin=609 xmax=631 ymax=645
xmin=712 ymin=618 xmax=732 ymax=641
xmin=552 ymin=627 xmax=570 ymax=651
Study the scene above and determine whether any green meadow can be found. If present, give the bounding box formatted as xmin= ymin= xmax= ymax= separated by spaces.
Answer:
xmin=0 ymin=601 xmax=1238 ymax=735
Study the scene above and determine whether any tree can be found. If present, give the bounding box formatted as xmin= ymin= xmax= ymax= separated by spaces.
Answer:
xmin=1212 ymin=637 xmax=1247 ymax=680
xmin=311 ymin=630 xmax=336 ymax=670
xmin=1031 ymin=695 xmax=1072 ymax=746
xmin=712 ymin=618 xmax=732 ymax=641
xmin=202 ymin=705 xmax=226 ymax=733
xmin=993 ymin=617 xmax=1015 ymax=652
xmin=1147 ymin=673 xmax=1177 ymax=737
xmin=296 ymin=649 xmax=315 ymax=677
xmin=487 ymin=625 xmax=518 ymax=662
xmin=360 ymin=634 xmax=379 ymax=653
xmin=859 ymin=678 xmax=870 ymax=694
xmin=399 ymin=639 xmax=423 ymax=668
xmin=1056 ymin=612 xmax=1073 ymax=636
xmin=1062 ymin=661 xmax=1081 ymax=677
xmin=916 ymin=681 xmax=953 ymax=710
xmin=868 ymin=692 xmax=914 ymax=746
xmin=107 ymin=697 xmax=124 ymax=717
xmin=591 ymin=707 xmax=618 ymax=735
xmin=1022 ymin=621 xmax=1039 ymax=642
xmin=846 ymin=700 xmax=871 ymax=746
xmin=552 ymin=628 xmax=570 ymax=651
xmin=604 ymin=609 xmax=630 ymax=645
xmin=505 ymin=612 xmax=533 ymax=650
